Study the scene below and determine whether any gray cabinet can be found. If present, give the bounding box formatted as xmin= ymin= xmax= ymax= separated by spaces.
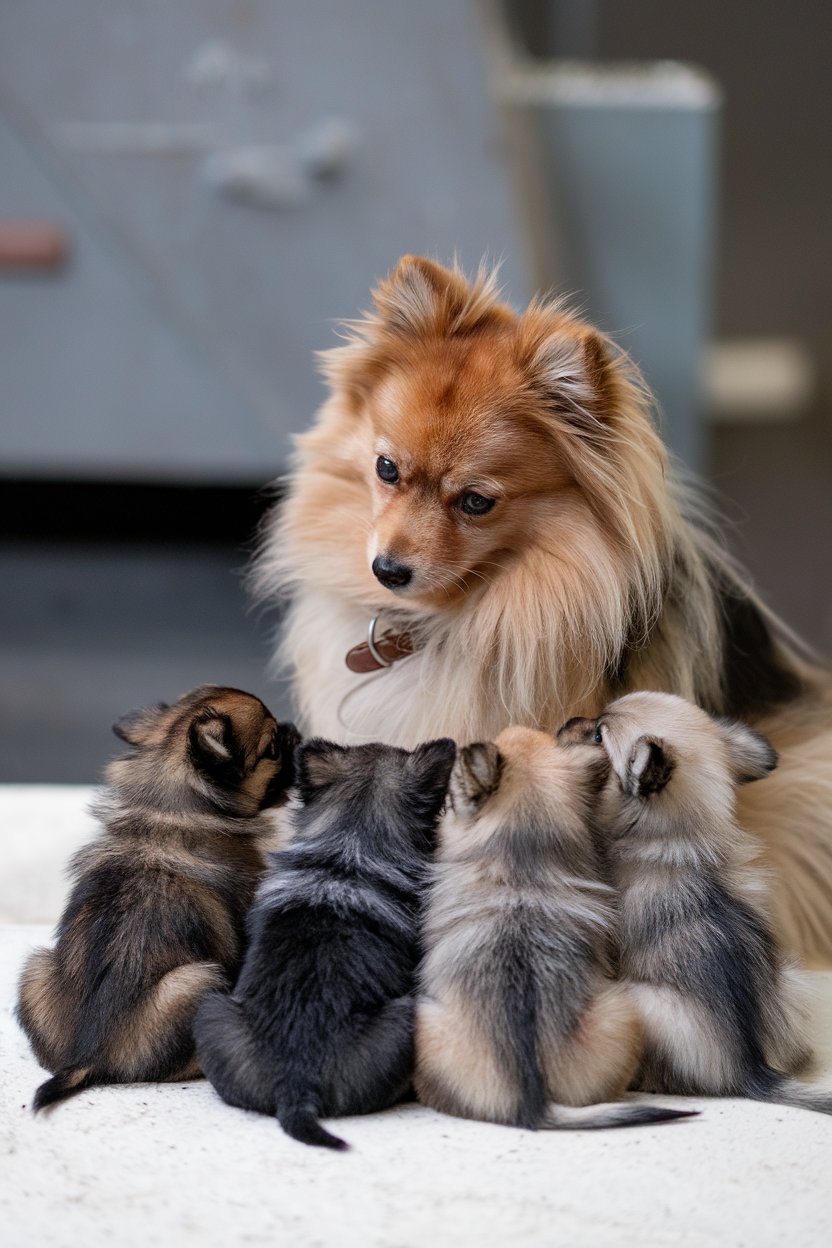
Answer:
xmin=0 ymin=2 xmax=529 ymax=483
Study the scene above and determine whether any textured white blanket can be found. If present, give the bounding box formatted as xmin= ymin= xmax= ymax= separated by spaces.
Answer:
xmin=3 ymin=786 xmax=831 ymax=1248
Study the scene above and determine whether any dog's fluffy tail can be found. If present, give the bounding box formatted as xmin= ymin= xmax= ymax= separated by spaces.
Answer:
xmin=541 ymin=1101 xmax=698 ymax=1130
xmin=747 ymin=1066 xmax=832 ymax=1115
xmin=277 ymin=1102 xmax=348 ymax=1151
xmin=32 ymin=1066 xmax=93 ymax=1113
xmin=196 ymin=992 xmax=349 ymax=1147
xmin=193 ymin=991 xmax=276 ymax=1116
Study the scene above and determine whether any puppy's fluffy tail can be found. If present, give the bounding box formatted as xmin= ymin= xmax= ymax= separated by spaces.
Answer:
xmin=541 ymin=1101 xmax=698 ymax=1130
xmin=194 ymin=991 xmax=277 ymax=1116
xmin=196 ymin=993 xmax=349 ymax=1147
xmin=747 ymin=1066 xmax=832 ymax=1116
xmin=32 ymin=1066 xmax=93 ymax=1113
xmin=277 ymin=1102 xmax=348 ymax=1151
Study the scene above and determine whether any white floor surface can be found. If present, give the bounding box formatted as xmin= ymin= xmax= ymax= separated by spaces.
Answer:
xmin=2 ymin=786 xmax=832 ymax=1248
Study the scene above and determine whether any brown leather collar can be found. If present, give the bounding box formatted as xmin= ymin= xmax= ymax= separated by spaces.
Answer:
xmin=345 ymin=617 xmax=415 ymax=673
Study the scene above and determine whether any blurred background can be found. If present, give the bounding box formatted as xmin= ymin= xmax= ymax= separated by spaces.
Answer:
xmin=1 ymin=0 xmax=830 ymax=781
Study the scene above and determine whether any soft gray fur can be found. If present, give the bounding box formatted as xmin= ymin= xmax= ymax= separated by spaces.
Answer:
xmin=415 ymin=726 xmax=697 ymax=1130
xmin=560 ymin=691 xmax=830 ymax=1114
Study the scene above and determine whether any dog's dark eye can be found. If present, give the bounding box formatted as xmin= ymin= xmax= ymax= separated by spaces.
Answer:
xmin=376 ymin=456 xmax=399 ymax=484
xmin=460 ymin=492 xmax=495 ymax=517
xmin=594 ymin=726 xmax=604 ymax=745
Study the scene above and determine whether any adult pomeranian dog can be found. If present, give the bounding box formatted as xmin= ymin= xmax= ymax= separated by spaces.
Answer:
xmin=194 ymin=736 xmax=456 ymax=1150
xmin=17 ymin=686 xmax=299 ymax=1111
xmin=254 ymin=255 xmax=832 ymax=964
xmin=415 ymin=726 xmax=695 ymax=1130
xmin=559 ymin=692 xmax=831 ymax=1114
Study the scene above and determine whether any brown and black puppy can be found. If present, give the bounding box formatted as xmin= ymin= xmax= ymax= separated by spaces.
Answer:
xmin=415 ymin=726 xmax=695 ymax=1129
xmin=560 ymin=691 xmax=828 ymax=1114
xmin=17 ymin=686 xmax=300 ymax=1111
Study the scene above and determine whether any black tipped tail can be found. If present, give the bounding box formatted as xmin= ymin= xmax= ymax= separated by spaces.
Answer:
xmin=747 ymin=1066 xmax=832 ymax=1116
xmin=33 ymin=1067 xmax=92 ymax=1113
xmin=278 ymin=1105 xmax=348 ymax=1151
xmin=542 ymin=1101 xmax=699 ymax=1130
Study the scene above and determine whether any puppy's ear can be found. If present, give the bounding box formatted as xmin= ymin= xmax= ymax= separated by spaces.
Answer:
xmin=295 ymin=739 xmax=349 ymax=801
xmin=408 ymin=738 xmax=457 ymax=811
xmin=112 ymin=703 xmax=168 ymax=747
xmin=557 ymin=716 xmax=597 ymax=746
xmin=409 ymin=737 xmax=456 ymax=771
xmin=372 ymin=256 xmax=506 ymax=339
xmin=258 ymin=723 xmax=303 ymax=808
xmin=717 ymin=719 xmax=778 ymax=784
xmin=188 ymin=714 xmax=240 ymax=776
xmin=449 ymin=742 xmax=504 ymax=815
xmin=626 ymin=736 xmax=674 ymax=797
xmin=274 ymin=722 xmax=302 ymax=767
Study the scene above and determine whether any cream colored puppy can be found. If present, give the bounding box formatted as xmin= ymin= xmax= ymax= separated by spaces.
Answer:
xmin=560 ymin=691 xmax=828 ymax=1114
xmin=415 ymin=725 xmax=694 ymax=1129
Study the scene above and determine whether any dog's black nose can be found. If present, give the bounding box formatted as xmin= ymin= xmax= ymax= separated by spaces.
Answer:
xmin=372 ymin=555 xmax=413 ymax=590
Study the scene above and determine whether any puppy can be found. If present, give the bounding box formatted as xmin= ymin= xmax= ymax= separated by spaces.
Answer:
xmin=17 ymin=686 xmax=299 ymax=1111
xmin=560 ymin=691 xmax=830 ymax=1113
xmin=254 ymin=253 xmax=832 ymax=967
xmin=414 ymin=726 xmax=695 ymax=1129
xmin=194 ymin=736 xmax=456 ymax=1150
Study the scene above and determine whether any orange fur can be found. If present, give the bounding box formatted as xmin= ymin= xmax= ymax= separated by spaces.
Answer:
xmin=255 ymin=256 xmax=832 ymax=965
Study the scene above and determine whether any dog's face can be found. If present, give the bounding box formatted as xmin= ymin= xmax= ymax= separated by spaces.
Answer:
xmin=317 ymin=256 xmax=648 ymax=612
xmin=363 ymin=337 xmax=572 ymax=606
xmin=558 ymin=690 xmax=777 ymax=807
xmin=112 ymin=686 xmax=301 ymax=816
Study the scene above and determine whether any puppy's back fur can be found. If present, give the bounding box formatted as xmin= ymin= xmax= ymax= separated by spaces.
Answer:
xmin=194 ymin=737 xmax=456 ymax=1149
xmin=577 ymin=691 xmax=829 ymax=1115
xmin=415 ymin=727 xmax=695 ymax=1129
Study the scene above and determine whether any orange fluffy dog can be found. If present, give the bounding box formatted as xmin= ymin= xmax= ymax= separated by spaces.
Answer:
xmin=255 ymin=256 xmax=832 ymax=965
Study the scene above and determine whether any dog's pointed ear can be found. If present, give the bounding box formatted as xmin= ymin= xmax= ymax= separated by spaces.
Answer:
xmin=373 ymin=257 xmax=469 ymax=336
xmin=273 ymin=722 xmax=302 ymax=768
xmin=112 ymin=703 xmax=168 ymax=747
xmin=259 ymin=722 xmax=303 ymax=808
xmin=626 ymin=736 xmax=674 ymax=797
xmin=525 ymin=323 xmax=616 ymax=435
xmin=295 ymin=739 xmax=349 ymax=801
xmin=318 ymin=257 xmax=509 ymax=403
xmin=449 ymin=741 xmax=504 ymax=815
xmin=408 ymin=738 xmax=457 ymax=809
xmin=188 ymin=713 xmax=239 ymax=775
xmin=371 ymin=256 xmax=508 ymax=339
xmin=557 ymin=716 xmax=597 ymax=746
xmin=717 ymin=719 xmax=778 ymax=784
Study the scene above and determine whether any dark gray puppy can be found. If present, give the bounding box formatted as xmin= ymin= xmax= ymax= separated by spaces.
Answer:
xmin=560 ymin=690 xmax=830 ymax=1115
xmin=194 ymin=736 xmax=457 ymax=1149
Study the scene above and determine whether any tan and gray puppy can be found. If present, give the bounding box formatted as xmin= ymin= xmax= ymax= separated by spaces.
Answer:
xmin=17 ymin=685 xmax=300 ymax=1111
xmin=414 ymin=725 xmax=695 ymax=1129
xmin=559 ymin=690 xmax=828 ymax=1113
